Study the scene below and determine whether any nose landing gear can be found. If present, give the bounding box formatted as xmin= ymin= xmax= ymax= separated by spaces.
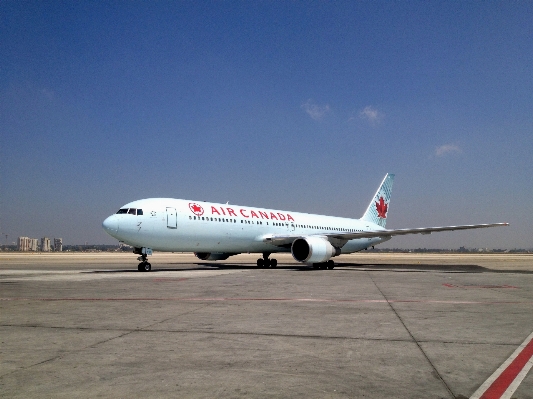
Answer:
xmin=134 ymin=247 xmax=152 ymax=272
xmin=137 ymin=254 xmax=151 ymax=272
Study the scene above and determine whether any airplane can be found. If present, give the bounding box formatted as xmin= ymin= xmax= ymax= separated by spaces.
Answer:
xmin=102 ymin=174 xmax=508 ymax=271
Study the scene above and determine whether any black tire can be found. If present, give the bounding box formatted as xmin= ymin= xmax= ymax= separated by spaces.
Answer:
xmin=138 ymin=263 xmax=144 ymax=272
xmin=327 ymin=260 xmax=334 ymax=270
xmin=143 ymin=262 xmax=151 ymax=272
xmin=270 ymin=259 xmax=277 ymax=268
xmin=313 ymin=264 xmax=320 ymax=269
xmin=257 ymin=258 xmax=264 ymax=268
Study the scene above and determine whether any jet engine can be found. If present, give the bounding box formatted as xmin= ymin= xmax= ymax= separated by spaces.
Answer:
xmin=291 ymin=236 xmax=341 ymax=264
xmin=194 ymin=252 xmax=233 ymax=261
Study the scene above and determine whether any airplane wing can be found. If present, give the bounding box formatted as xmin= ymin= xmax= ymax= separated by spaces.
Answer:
xmin=263 ymin=223 xmax=509 ymax=247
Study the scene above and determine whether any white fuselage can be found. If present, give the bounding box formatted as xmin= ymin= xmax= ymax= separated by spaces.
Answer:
xmin=102 ymin=198 xmax=389 ymax=255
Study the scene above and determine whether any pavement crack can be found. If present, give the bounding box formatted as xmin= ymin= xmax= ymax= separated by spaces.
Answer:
xmin=367 ymin=272 xmax=456 ymax=399
xmin=136 ymin=303 xmax=214 ymax=331
xmin=1 ymin=324 xmax=523 ymax=347
xmin=0 ymin=304 xmax=215 ymax=379
xmin=0 ymin=329 xmax=134 ymax=379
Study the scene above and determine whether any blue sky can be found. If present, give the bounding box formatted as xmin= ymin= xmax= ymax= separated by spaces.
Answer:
xmin=1 ymin=1 xmax=531 ymax=249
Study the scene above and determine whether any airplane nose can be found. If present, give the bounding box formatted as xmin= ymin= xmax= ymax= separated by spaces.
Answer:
xmin=102 ymin=215 xmax=119 ymax=233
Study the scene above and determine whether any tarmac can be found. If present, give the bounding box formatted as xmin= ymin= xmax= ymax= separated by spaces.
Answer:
xmin=1 ymin=252 xmax=532 ymax=398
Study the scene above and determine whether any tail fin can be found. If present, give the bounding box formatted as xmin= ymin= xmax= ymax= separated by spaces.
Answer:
xmin=361 ymin=173 xmax=395 ymax=228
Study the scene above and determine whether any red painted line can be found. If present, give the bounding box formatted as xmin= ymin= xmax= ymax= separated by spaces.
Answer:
xmin=479 ymin=336 xmax=533 ymax=399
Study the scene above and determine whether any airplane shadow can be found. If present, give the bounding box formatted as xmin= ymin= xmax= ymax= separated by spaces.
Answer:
xmin=85 ymin=262 xmax=533 ymax=274
xmin=334 ymin=263 xmax=533 ymax=274
xmin=85 ymin=264 xmax=311 ymax=274
xmin=195 ymin=262 xmax=533 ymax=274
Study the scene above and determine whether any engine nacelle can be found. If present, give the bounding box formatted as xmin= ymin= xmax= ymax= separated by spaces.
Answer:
xmin=194 ymin=252 xmax=232 ymax=261
xmin=291 ymin=236 xmax=341 ymax=264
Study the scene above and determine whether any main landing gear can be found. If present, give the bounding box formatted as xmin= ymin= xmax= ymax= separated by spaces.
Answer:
xmin=257 ymin=252 xmax=277 ymax=268
xmin=134 ymin=247 xmax=152 ymax=272
xmin=312 ymin=260 xmax=335 ymax=270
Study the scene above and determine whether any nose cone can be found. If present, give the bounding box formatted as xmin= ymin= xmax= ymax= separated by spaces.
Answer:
xmin=102 ymin=215 xmax=119 ymax=236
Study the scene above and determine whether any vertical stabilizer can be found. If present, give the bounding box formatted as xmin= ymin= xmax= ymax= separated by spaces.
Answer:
xmin=361 ymin=173 xmax=395 ymax=228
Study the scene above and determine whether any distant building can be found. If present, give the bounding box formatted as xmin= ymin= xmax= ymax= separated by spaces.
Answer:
xmin=30 ymin=238 xmax=39 ymax=251
xmin=41 ymin=237 xmax=51 ymax=252
xmin=18 ymin=237 xmax=30 ymax=251
xmin=18 ymin=237 xmax=41 ymax=251
xmin=54 ymin=238 xmax=63 ymax=252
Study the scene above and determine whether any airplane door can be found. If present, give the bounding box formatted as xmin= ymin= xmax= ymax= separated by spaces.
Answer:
xmin=166 ymin=207 xmax=177 ymax=229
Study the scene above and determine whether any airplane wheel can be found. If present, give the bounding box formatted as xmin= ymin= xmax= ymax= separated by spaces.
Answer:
xmin=313 ymin=264 xmax=320 ymax=269
xmin=270 ymin=259 xmax=277 ymax=268
xmin=320 ymin=264 xmax=327 ymax=270
xmin=257 ymin=258 xmax=264 ymax=268
xmin=327 ymin=260 xmax=334 ymax=270
xmin=139 ymin=262 xmax=151 ymax=272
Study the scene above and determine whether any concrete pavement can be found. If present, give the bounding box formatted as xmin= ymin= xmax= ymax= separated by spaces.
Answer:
xmin=1 ymin=253 xmax=532 ymax=398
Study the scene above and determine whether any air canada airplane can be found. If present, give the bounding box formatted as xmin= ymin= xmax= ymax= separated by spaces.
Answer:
xmin=102 ymin=174 xmax=508 ymax=271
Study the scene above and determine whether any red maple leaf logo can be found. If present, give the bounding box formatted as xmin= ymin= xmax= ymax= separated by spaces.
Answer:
xmin=375 ymin=197 xmax=388 ymax=219
xmin=189 ymin=203 xmax=204 ymax=216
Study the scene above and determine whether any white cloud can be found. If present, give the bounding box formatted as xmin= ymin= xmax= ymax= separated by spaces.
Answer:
xmin=435 ymin=144 xmax=462 ymax=157
xmin=301 ymin=99 xmax=330 ymax=121
xmin=358 ymin=105 xmax=382 ymax=125
xmin=40 ymin=88 xmax=55 ymax=100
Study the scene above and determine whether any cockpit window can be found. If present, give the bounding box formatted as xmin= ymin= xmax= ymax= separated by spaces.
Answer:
xmin=116 ymin=208 xmax=143 ymax=215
